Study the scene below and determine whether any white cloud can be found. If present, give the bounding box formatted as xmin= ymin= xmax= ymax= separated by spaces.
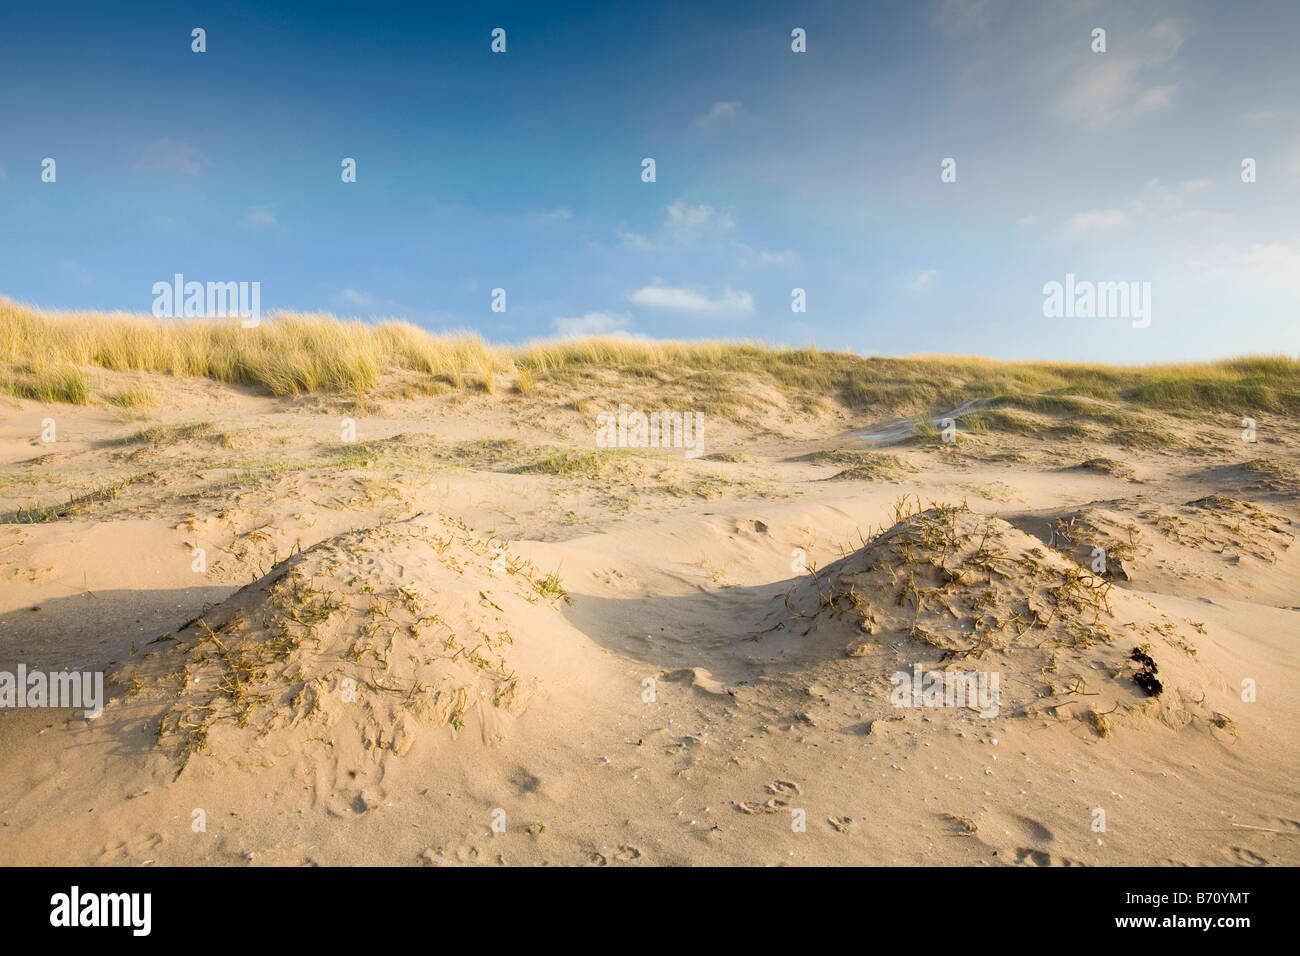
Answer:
xmin=1189 ymin=243 xmax=1300 ymax=283
xmin=732 ymin=241 xmax=798 ymax=268
xmin=1240 ymin=108 xmax=1277 ymax=124
xmin=1016 ymin=215 xmax=1037 ymax=227
xmin=1238 ymin=243 xmax=1300 ymax=275
xmin=137 ymin=139 xmax=205 ymax=176
xmin=616 ymin=226 xmax=652 ymax=249
xmin=527 ymin=207 xmax=572 ymax=225
xmin=1058 ymin=68 xmax=1179 ymax=129
xmin=1129 ymin=177 xmax=1217 ymax=220
xmin=1148 ymin=17 xmax=1186 ymax=56
xmin=551 ymin=311 xmax=638 ymax=338
xmin=1053 ymin=179 xmax=1222 ymax=243
xmin=666 ymin=200 xmax=732 ymax=231
xmin=1059 ymin=208 xmax=1129 ymax=237
xmin=1134 ymin=83 xmax=1177 ymax=114
xmin=1054 ymin=18 xmax=1184 ymax=130
xmin=907 ymin=269 xmax=938 ymax=291
xmin=616 ymin=200 xmax=736 ymax=251
xmin=695 ymin=100 xmax=742 ymax=128
xmin=630 ymin=284 xmax=753 ymax=313
xmin=241 ymin=206 xmax=279 ymax=229
xmin=340 ymin=288 xmax=375 ymax=307
xmin=664 ymin=200 xmax=734 ymax=244
xmin=933 ymin=0 xmax=996 ymax=35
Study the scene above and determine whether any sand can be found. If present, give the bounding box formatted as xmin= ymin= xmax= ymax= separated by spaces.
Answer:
xmin=0 ymin=368 xmax=1296 ymax=866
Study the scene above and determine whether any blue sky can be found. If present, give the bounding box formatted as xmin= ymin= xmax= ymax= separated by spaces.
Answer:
xmin=1 ymin=0 xmax=1297 ymax=361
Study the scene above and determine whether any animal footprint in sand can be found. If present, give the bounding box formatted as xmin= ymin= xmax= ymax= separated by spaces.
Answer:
xmin=455 ymin=844 xmax=482 ymax=863
xmin=1012 ymin=847 xmax=1079 ymax=867
xmin=736 ymin=780 xmax=802 ymax=815
xmin=1221 ymin=846 xmax=1269 ymax=866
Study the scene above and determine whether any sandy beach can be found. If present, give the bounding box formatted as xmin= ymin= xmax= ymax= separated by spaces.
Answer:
xmin=1 ymin=305 xmax=1295 ymax=866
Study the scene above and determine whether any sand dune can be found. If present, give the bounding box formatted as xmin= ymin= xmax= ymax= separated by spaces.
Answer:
xmin=1 ymin=338 xmax=1297 ymax=866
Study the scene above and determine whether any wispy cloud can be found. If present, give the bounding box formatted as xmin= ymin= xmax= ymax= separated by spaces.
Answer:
xmin=615 ymin=226 xmax=652 ymax=249
xmin=334 ymin=287 xmax=422 ymax=316
xmin=241 ymin=206 xmax=279 ymax=229
xmin=1187 ymin=243 xmax=1300 ymax=284
xmin=932 ymin=0 xmax=997 ymax=35
xmin=340 ymin=288 xmax=375 ymax=307
xmin=526 ymin=207 xmax=572 ymax=225
xmin=1134 ymin=83 xmax=1177 ymax=114
xmin=907 ymin=269 xmax=939 ymax=291
xmin=1059 ymin=208 xmax=1129 ymax=237
xmin=1054 ymin=18 xmax=1185 ymax=130
xmin=666 ymin=200 xmax=732 ymax=231
xmin=616 ymin=201 xmax=737 ymax=250
xmin=1239 ymin=107 xmax=1277 ymax=124
xmin=630 ymin=283 xmax=753 ymax=313
xmin=552 ymin=311 xmax=638 ymax=337
xmin=694 ymin=100 xmax=743 ymax=129
xmin=1058 ymin=178 xmax=1221 ymax=241
xmin=732 ymin=241 xmax=798 ymax=268
xmin=664 ymin=200 xmax=734 ymax=244
xmin=136 ymin=138 xmax=205 ymax=176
